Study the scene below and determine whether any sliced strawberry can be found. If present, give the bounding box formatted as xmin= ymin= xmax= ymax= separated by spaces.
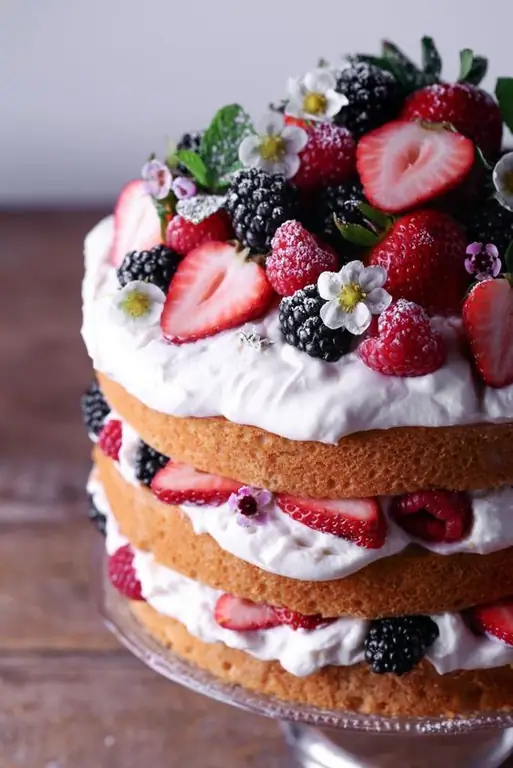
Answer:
xmin=151 ymin=461 xmax=241 ymax=506
xmin=276 ymin=494 xmax=386 ymax=549
xmin=468 ymin=598 xmax=513 ymax=646
xmin=110 ymin=180 xmax=162 ymax=267
xmin=161 ymin=241 xmax=275 ymax=343
xmin=214 ymin=594 xmax=281 ymax=631
xmin=357 ymin=121 xmax=474 ymax=213
xmin=272 ymin=606 xmax=336 ymax=631
xmin=462 ymin=278 xmax=513 ymax=388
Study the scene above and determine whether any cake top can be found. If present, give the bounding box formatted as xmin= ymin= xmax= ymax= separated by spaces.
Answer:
xmin=83 ymin=39 xmax=513 ymax=443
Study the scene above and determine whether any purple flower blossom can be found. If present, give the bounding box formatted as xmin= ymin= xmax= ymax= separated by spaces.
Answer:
xmin=228 ymin=486 xmax=274 ymax=528
xmin=172 ymin=176 xmax=197 ymax=200
xmin=465 ymin=242 xmax=502 ymax=282
xmin=142 ymin=159 xmax=172 ymax=200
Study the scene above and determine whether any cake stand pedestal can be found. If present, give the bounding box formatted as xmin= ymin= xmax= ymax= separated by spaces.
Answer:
xmin=101 ymin=575 xmax=513 ymax=768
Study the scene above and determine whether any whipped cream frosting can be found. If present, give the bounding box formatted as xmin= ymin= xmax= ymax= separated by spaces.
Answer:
xmin=114 ymin=419 xmax=513 ymax=582
xmin=90 ymin=474 xmax=513 ymax=677
xmin=82 ymin=217 xmax=513 ymax=445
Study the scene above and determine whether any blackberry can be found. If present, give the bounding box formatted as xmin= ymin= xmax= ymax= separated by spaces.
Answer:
xmin=308 ymin=179 xmax=367 ymax=250
xmin=135 ymin=441 xmax=169 ymax=487
xmin=117 ymin=245 xmax=181 ymax=293
xmin=81 ymin=380 xmax=110 ymax=437
xmin=225 ymin=168 xmax=299 ymax=252
xmin=176 ymin=131 xmax=203 ymax=175
xmin=334 ymin=62 xmax=402 ymax=138
xmin=466 ymin=198 xmax=513 ymax=262
xmin=279 ymin=285 xmax=352 ymax=362
xmin=364 ymin=615 xmax=439 ymax=676
xmin=88 ymin=496 xmax=107 ymax=536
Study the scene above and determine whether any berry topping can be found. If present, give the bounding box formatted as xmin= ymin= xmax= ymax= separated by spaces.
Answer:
xmin=81 ymin=379 xmax=110 ymax=437
xmin=279 ymin=285 xmax=352 ymax=362
xmin=225 ymin=168 xmax=299 ymax=253
xmin=214 ymin=594 xmax=281 ymax=631
xmin=357 ymin=121 xmax=475 ymax=214
xmin=98 ymin=419 xmax=123 ymax=461
xmin=368 ymin=210 xmax=469 ymax=316
xmin=401 ymin=83 xmax=503 ymax=159
xmin=391 ymin=490 xmax=473 ymax=543
xmin=359 ymin=300 xmax=446 ymax=378
xmin=276 ymin=493 xmax=386 ymax=549
xmin=364 ymin=615 xmax=439 ymax=676
xmin=160 ymin=241 xmax=275 ymax=343
xmin=272 ymin=607 xmax=335 ymax=631
xmin=292 ymin=123 xmax=356 ymax=191
xmin=107 ymin=544 xmax=144 ymax=601
xmin=117 ymin=245 xmax=182 ymax=293
xmin=166 ymin=211 xmax=233 ymax=257
xmin=266 ymin=220 xmax=339 ymax=296
xmin=135 ymin=441 xmax=169 ymax=487
xmin=88 ymin=498 xmax=107 ymax=537
xmin=334 ymin=62 xmax=402 ymax=138
xmin=151 ymin=461 xmax=241 ymax=506
xmin=466 ymin=198 xmax=513 ymax=263
xmin=462 ymin=277 xmax=513 ymax=388
xmin=308 ymin=179 xmax=367 ymax=251
xmin=110 ymin=180 xmax=161 ymax=268
xmin=176 ymin=131 xmax=203 ymax=174
xmin=468 ymin=598 xmax=513 ymax=646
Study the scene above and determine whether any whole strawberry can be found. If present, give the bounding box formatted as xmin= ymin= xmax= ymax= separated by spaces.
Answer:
xmin=292 ymin=123 xmax=356 ymax=191
xmin=108 ymin=544 xmax=144 ymax=601
xmin=166 ymin=211 xmax=233 ymax=256
xmin=369 ymin=210 xmax=468 ymax=316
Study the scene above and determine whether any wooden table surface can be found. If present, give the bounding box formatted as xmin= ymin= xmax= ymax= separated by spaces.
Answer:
xmin=0 ymin=211 xmax=293 ymax=768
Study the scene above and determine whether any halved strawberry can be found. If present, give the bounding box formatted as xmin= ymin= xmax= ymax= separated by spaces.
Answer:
xmin=468 ymin=598 xmax=513 ymax=646
xmin=214 ymin=594 xmax=281 ymax=631
xmin=151 ymin=461 xmax=241 ymax=506
xmin=110 ymin=180 xmax=161 ymax=267
xmin=272 ymin=606 xmax=336 ymax=631
xmin=161 ymin=241 xmax=275 ymax=343
xmin=276 ymin=494 xmax=386 ymax=549
xmin=462 ymin=278 xmax=513 ymax=388
xmin=356 ymin=121 xmax=475 ymax=213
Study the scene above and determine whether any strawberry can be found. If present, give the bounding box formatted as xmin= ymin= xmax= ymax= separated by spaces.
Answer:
xmin=391 ymin=490 xmax=472 ymax=543
xmin=401 ymin=83 xmax=503 ymax=160
xmin=292 ymin=122 xmax=356 ymax=191
xmin=462 ymin=277 xmax=513 ymax=388
xmin=98 ymin=419 xmax=122 ymax=461
xmin=214 ymin=594 xmax=281 ymax=631
xmin=359 ymin=300 xmax=446 ymax=377
xmin=151 ymin=461 xmax=241 ymax=506
xmin=266 ymin=220 xmax=339 ymax=296
xmin=368 ymin=209 xmax=468 ymax=316
xmin=468 ymin=598 xmax=513 ymax=646
xmin=356 ymin=121 xmax=474 ymax=214
xmin=272 ymin=607 xmax=335 ymax=631
xmin=108 ymin=544 xmax=144 ymax=601
xmin=166 ymin=211 xmax=232 ymax=256
xmin=275 ymin=494 xmax=386 ymax=549
xmin=110 ymin=180 xmax=162 ymax=268
xmin=160 ymin=241 xmax=275 ymax=343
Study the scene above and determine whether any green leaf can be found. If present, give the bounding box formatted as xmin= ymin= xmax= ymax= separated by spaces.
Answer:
xmin=475 ymin=145 xmax=494 ymax=170
xmin=495 ymin=77 xmax=513 ymax=133
xmin=504 ymin=238 xmax=513 ymax=274
xmin=335 ymin=218 xmax=381 ymax=247
xmin=465 ymin=55 xmax=488 ymax=86
xmin=357 ymin=203 xmax=392 ymax=230
xmin=347 ymin=54 xmax=399 ymax=77
xmin=201 ymin=104 xmax=254 ymax=185
xmin=381 ymin=39 xmax=421 ymax=90
xmin=458 ymin=49 xmax=475 ymax=82
xmin=421 ymin=36 xmax=442 ymax=79
xmin=174 ymin=150 xmax=211 ymax=188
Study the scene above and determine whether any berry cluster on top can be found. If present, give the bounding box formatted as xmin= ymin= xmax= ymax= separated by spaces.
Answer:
xmin=106 ymin=39 xmax=513 ymax=386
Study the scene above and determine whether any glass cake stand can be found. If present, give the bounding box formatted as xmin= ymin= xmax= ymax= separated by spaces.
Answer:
xmin=101 ymin=572 xmax=513 ymax=768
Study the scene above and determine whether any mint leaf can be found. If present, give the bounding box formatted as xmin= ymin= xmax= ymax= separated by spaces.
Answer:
xmin=465 ymin=55 xmax=488 ymax=86
xmin=421 ymin=37 xmax=442 ymax=80
xmin=357 ymin=203 xmax=392 ymax=230
xmin=496 ymin=77 xmax=513 ymax=133
xmin=174 ymin=150 xmax=211 ymax=188
xmin=458 ymin=49 xmax=475 ymax=82
xmin=201 ymin=104 xmax=254 ymax=185
xmin=504 ymin=238 xmax=513 ymax=274
xmin=335 ymin=218 xmax=380 ymax=247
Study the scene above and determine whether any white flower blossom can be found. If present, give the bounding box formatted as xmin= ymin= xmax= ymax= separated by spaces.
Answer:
xmin=238 ymin=112 xmax=308 ymax=178
xmin=108 ymin=281 xmax=166 ymax=331
xmin=285 ymin=68 xmax=348 ymax=122
xmin=317 ymin=261 xmax=392 ymax=335
xmin=493 ymin=151 xmax=513 ymax=212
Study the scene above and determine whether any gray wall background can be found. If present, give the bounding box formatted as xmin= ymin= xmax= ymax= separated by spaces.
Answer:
xmin=1 ymin=0 xmax=510 ymax=205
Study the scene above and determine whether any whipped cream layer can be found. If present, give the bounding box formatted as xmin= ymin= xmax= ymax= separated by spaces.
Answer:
xmin=114 ymin=419 xmax=513 ymax=582
xmin=82 ymin=217 xmax=513 ymax=445
xmin=90 ymin=475 xmax=513 ymax=678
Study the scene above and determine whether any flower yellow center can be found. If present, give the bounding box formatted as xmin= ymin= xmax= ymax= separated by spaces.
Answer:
xmin=303 ymin=91 xmax=327 ymax=116
xmin=339 ymin=283 xmax=365 ymax=312
xmin=120 ymin=290 xmax=151 ymax=318
xmin=503 ymin=170 xmax=513 ymax=194
xmin=259 ymin=135 xmax=286 ymax=162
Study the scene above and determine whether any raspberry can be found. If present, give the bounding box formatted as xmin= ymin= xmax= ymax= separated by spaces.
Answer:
xmin=266 ymin=221 xmax=339 ymax=296
xmin=107 ymin=544 xmax=144 ymax=601
xmin=166 ymin=211 xmax=233 ymax=256
xmin=391 ymin=490 xmax=473 ymax=543
xmin=292 ymin=123 xmax=356 ymax=191
xmin=98 ymin=420 xmax=123 ymax=461
xmin=359 ymin=300 xmax=446 ymax=377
